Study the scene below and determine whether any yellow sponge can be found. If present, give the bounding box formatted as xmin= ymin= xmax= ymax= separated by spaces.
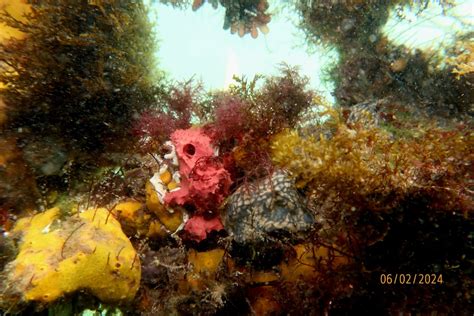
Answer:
xmin=185 ymin=248 xmax=225 ymax=290
xmin=4 ymin=207 xmax=141 ymax=304
xmin=145 ymin=181 xmax=183 ymax=233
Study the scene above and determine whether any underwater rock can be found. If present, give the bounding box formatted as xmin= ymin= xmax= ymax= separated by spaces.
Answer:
xmin=344 ymin=98 xmax=428 ymax=131
xmin=22 ymin=137 xmax=67 ymax=176
xmin=297 ymin=1 xmax=393 ymax=48
xmin=224 ymin=170 xmax=314 ymax=243
xmin=1 ymin=207 xmax=140 ymax=305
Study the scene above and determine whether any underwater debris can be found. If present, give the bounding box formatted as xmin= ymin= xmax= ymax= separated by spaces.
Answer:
xmin=0 ymin=207 xmax=140 ymax=307
xmin=224 ymin=170 xmax=314 ymax=243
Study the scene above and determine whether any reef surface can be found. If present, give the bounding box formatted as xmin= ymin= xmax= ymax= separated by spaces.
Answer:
xmin=0 ymin=1 xmax=472 ymax=315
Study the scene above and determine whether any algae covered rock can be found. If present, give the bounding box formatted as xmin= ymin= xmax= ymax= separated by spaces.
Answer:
xmin=1 ymin=207 xmax=140 ymax=306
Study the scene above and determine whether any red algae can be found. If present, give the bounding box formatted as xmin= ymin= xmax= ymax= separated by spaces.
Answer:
xmin=183 ymin=215 xmax=224 ymax=242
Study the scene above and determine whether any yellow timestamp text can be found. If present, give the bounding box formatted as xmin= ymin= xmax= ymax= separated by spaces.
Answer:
xmin=379 ymin=273 xmax=443 ymax=285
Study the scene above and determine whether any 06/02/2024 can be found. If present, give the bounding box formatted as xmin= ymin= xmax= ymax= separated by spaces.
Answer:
xmin=380 ymin=273 xmax=443 ymax=285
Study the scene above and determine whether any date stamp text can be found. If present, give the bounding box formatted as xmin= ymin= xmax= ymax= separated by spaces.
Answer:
xmin=379 ymin=273 xmax=443 ymax=285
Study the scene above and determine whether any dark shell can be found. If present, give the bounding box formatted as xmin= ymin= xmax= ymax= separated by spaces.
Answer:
xmin=224 ymin=170 xmax=314 ymax=243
